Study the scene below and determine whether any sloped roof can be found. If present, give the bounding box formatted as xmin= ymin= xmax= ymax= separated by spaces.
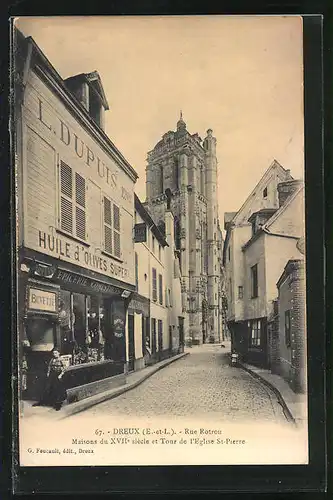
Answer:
xmin=242 ymin=182 xmax=304 ymax=251
xmin=264 ymin=183 xmax=304 ymax=231
xmin=224 ymin=212 xmax=237 ymax=229
xmin=232 ymin=159 xmax=291 ymax=226
xmin=134 ymin=194 xmax=168 ymax=247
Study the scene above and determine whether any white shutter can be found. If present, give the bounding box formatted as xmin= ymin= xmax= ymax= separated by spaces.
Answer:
xmin=60 ymin=161 xmax=73 ymax=234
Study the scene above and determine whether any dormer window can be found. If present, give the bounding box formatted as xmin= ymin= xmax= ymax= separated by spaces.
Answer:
xmin=65 ymin=71 xmax=109 ymax=131
xmin=89 ymin=86 xmax=103 ymax=128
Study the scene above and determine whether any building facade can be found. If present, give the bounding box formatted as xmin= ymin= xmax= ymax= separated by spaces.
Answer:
xmin=15 ymin=31 xmax=139 ymax=403
xmin=144 ymin=115 xmax=223 ymax=344
xmin=129 ymin=195 xmax=185 ymax=371
xmin=274 ymin=258 xmax=306 ymax=393
xmin=223 ymin=160 xmax=305 ymax=367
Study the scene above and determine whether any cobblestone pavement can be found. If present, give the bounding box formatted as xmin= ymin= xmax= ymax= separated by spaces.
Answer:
xmin=73 ymin=344 xmax=287 ymax=424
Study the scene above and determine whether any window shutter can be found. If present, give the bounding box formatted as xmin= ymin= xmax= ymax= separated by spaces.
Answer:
xmin=152 ymin=268 xmax=157 ymax=301
xmin=60 ymin=161 xmax=72 ymax=198
xmin=104 ymin=197 xmax=112 ymax=225
xmin=158 ymin=274 xmax=163 ymax=305
xmin=104 ymin=196 xmax=112 ymax=254
xmin=60 ymin=161 xmax=73 ymax=234
xmin=113 ymin=204 xmax=121 ymax=258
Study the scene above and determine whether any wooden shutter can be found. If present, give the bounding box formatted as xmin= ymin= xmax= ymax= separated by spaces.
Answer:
xmin=158 ymin=274 xmax=163 ymax=305
xmin=103 ymin=196 xmax=113 ymax=254
xmin=75 ymin=173 xmax=86 ymax=240
xmin=152 ymin=268 xmax=157 ymax=301
xmin=135 ymin=252 xmax=139 ymax=290
xmin=113 ymin=204 xmax=121 ymax=258
xmin=60 ymin=161 xmax=73 ymax=234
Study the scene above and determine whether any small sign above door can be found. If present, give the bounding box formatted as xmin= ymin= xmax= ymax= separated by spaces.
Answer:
xmin=134 ymin=223 xmax=147 ymax=243
xmin=28 ymin=288 xmax=57 ymax=312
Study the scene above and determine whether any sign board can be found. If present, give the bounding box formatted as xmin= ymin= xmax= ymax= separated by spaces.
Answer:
xmin=28 ymin=288 xmax=57 ymax=312
xmin=134 ymin=223 xmax=147 ymax=243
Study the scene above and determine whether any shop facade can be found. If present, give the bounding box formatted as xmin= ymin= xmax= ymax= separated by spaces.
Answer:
xmin=132 ymin=195 xmax=185 ymax=370
xmin=15 ymin=32 xmax=138 ymax=403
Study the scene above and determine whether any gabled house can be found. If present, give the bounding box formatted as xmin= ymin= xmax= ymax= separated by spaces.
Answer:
xmin=130 ymin=194 xmax=185 ymax=370
xmin=223 ymin=160 xmax=305 ymax=368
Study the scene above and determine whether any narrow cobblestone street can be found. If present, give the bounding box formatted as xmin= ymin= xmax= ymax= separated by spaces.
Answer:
xmin=72 ymin=345 xmax=287 ymax=424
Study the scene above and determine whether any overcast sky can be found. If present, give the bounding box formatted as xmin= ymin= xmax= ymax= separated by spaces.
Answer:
xmin=15 ymin=15 xmax=304 ymax=225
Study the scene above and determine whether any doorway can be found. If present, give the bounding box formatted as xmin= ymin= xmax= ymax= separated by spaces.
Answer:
xmin=128 ymin=314 xmax=135 ymax=372
xmin=178 ymin=317 xmax=184 ymax=353
xmin=169 ymin=325 xmax=173 ymax=355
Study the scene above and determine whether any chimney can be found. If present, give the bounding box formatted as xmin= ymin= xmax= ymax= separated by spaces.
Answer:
xmin=277 ymin=179 xmax=303 ymax=207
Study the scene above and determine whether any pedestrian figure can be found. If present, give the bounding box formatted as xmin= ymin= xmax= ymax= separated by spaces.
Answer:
xmin=33 ymin=348 xmax=67 ymax=410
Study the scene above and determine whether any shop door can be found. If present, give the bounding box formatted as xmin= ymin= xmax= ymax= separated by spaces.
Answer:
xmin=128 ymin=314 xmax=135 ymax=372
xmin=25 ymin=317 xmax=57 ymax=401
xmin=169 ymin=326 xmax=173 ymax=354
xmin=141 ymin=316 xmax=146 ymax=358
xmin=178 ymin=317 xmax=184 ymax=353
xmin=157 ymin=320 xmax=163 ymax=360
xmin=151 ymin=318 xmax=157 ymax=355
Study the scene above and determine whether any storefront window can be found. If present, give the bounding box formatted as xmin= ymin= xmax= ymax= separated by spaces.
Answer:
xmin=72 ymin=293 xmax=88 ymax=364
xmin=59 ymin=290 xmax=72 ymax=355
xmin=57 ymin=289 xmax=124 ymax=366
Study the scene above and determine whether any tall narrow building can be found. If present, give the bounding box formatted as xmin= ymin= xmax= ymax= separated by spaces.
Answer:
xmin=144 ymin=114 xmax=222 ymax=344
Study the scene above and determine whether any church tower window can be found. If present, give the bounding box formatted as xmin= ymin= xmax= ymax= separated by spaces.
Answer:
xmin=160 ymin=165 xmax=164 ymax=194
xmin=174 ymin=158 xmax=179 ymax=189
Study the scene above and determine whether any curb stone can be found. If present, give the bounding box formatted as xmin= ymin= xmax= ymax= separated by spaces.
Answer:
xmin=239 ymin=362 xmax=296 ymax=426
xmin=59 ymin=352 xmax=189 ymax=420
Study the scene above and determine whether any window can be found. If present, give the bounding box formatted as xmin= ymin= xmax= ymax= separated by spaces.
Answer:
xmin=263 ymin=186 xmax=268 ymax=198
xmin=135 ymin=252 xmax=138 ymax=290
xmin=158 ymin=274 xmax=163 ymax=305
xmin=250 ymin=319 xmax=261 ymax=347
xmin=168 ymin=289 xmax=172 ymax=307
xmin=160 ymin=165 xmax=164 ymax=194
xmin=228 ymin=246 xmax=231 ymax=261
xmin=152 ymin=268 xmax=157 ymax=301
xmin=89 ymin=87 xmax=103 ymax=128
xmin=229 ymin=279 xmax=232 ymax=297
xmin=158 ymin=245 xmax=162 ymax=261
xmin=174 ymin=158 xmax=179 ymax=189
xmin=152 ymin=235 xmax=155 ymax=253
xmin=103 ymin=196 xmax=121 ymax=258
xmin=238 ymin=286 xmax=243 ymax=299
xmin=251 ymin=264 xmax=258 ymax=298
xmin=174 ymin=218 xmax=181 ymax=250
xmin=158 ymin=319 xmax=163 ymax=351
xmin=285 ymin=310 xmax=291 ymax=347
xmin=60 ymin=160 xmax=86 ymax=240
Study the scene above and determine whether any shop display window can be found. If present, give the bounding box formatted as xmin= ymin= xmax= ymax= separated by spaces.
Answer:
xmin=59 ymin=290 xmax=72 ymax=355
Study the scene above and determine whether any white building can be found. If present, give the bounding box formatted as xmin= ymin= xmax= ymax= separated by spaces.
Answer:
xmin=15 ymin=30 xmax=139 ymax=403
xmin=223 ymin=160 xmax=305 ymax=368
xmin=126 ymin=195 xmax=185 ymax=372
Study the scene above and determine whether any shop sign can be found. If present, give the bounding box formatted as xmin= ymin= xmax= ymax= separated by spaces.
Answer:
xmin=28 ymin=288 xmax=57 ymax=312
xmin=134 ymin=223 xmax=147 ymax=243
xmin=34 ymin=262 xmax=57 ymax=278
xmin=128 ymin=295 xmax=150 ymax=316
xmin=54 ymin=269 xmax=131 ymax=297
xmin=114 ymin=318 xmax=124 ymax=338
xmin=37 ymin=230 xmax=131 ymax=282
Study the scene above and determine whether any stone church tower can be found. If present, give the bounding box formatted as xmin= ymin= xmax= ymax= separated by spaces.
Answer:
xmin=145 ymin=114 xmax=221 ymax=344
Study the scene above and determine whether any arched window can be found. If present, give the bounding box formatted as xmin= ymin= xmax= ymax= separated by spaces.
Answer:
xmin=174 ymin=158 xmax=179 ymax=189
xmin=160 ymin=165 xmax=164 ymax=194
xmin=174 ymin=217 xmax=181 ymax=250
